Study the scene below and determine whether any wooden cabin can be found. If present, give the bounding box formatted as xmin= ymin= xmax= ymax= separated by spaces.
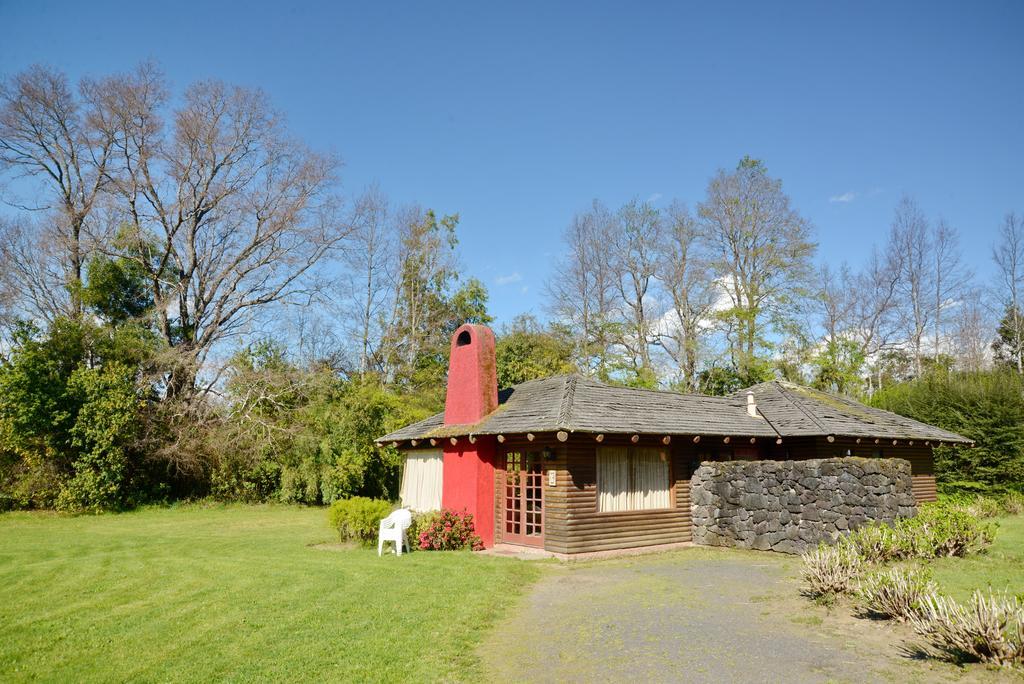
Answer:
xmin=379 ymin=324 xmax=971 ymax=555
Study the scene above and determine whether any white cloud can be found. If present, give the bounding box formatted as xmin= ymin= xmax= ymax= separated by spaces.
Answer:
xmin=647 ymin=192 xmax=663 ymax=203
xmin=520 ymin=285 xmax=529 ymax=295
xmin=829 ymin=191 xmax=856 ymax=203
xmin=495 ymin=272 xmax=522 ymax=286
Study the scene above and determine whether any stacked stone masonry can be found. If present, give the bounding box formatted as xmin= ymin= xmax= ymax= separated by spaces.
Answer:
xmin=691 ymin=457 xmax=917 ymax=554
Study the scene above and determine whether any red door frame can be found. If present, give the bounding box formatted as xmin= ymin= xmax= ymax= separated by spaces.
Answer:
xmin=500 ymin=450 xmax=545 ymax=547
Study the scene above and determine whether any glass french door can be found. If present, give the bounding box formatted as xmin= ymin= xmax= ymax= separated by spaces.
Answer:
xmin=503 ymin=451 xmax=544 ymax=546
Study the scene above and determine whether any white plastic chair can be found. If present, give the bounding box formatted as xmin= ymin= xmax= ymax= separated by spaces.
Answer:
xmin=377 ymin=508 xmax=413 ymax=557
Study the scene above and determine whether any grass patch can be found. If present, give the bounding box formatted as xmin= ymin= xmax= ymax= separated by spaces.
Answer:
xmin=925 ymin=515 xmax=1024 ymax=602
xmin=0 ymin=504 xmax=540 ymax=682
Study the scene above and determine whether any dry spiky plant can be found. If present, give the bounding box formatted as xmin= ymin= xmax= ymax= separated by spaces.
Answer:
xmin=856 ymin=566 xmax=936 ymax=622
xmin=911 ymin=590 xmax=1024 ymax=668
xmin=800 ymin=543 xmax=863 ymax=598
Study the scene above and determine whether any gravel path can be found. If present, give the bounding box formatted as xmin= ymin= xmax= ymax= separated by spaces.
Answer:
xmin=478 ymin=548 xmax=981 ymax=684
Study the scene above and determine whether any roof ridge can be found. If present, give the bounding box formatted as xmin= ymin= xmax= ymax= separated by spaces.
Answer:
xmin=557 ymin=374 xmax=578 ymax=427
xmin=772 ymin=381 xmax=832 ymax=434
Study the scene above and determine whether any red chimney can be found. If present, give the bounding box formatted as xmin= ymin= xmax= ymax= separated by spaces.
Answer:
xmin=444 ymin=324 xmax=498 ymax=425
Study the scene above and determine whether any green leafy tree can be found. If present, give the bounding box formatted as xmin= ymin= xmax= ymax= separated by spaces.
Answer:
xmin=993 ymin=305 xmax=1024 ymax=372
xmin=57 ymin=362 xmax=144 ymax=512
xmin=0 ymin=318 xmax=150 ymax=510
xmin=812 ymin=339 xmax=866 ymax=395
xmin=496 ymin=316 xmax=577 ymax=387
xmin=81 ymin=251 xmax=154 ymax=325
xmin=699 ymin=157 xmax=816 ymax=380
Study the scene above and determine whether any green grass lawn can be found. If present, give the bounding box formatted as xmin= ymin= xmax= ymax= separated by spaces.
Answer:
xmin=0 ymin=505 xmax=541 ymax=682
xmin=926 ymin=515 xmax=1024 ymax=601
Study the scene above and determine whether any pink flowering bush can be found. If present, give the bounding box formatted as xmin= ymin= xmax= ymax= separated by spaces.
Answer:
xmin=417 ymin=509 xmax=483 ymax=551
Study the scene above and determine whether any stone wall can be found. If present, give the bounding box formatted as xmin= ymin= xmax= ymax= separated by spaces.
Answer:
xmin=690 ymin=457 xmax=916 ymax=554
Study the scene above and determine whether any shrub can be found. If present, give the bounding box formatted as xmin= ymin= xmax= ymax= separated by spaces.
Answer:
xmin=941 ymin=493 xmax=1003 ymax=519
xmin=800 ymin=543 xmax=863 ymax=598
xmin=405 ymin=511 xmax=438 ymax=550
xmin=327 ymin=497 xmax=394 ymax=545
xmin=417 ymin=509 xmax=483 ymax=551
xmin=1000 ymin=491 xmax=1024 ymax=516
xmin=910 ymin=503 xmax=996 ymax=558
xmin=911 ymin=590 xmax=1024 ymax=667
xmin=843 ymin=504 xmax=995 ymax=563
xmin=856 ymin=566 xmax=937 ymax=622
xmin=845 ymin=522 xmax=912 ymax=563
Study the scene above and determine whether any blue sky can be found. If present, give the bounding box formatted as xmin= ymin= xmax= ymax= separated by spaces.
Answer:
xmin=2 ymin=1 xmax=1021 ymax=326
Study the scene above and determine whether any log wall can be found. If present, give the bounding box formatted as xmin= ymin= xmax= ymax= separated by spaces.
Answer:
xmin=493 ymin=433 xmax=937 ymax=555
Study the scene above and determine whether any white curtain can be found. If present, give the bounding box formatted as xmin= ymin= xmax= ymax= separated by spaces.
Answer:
xmin=399 ymin=450 xmax=443 ymax=512
xmin=597 ymin=446 xmax=630 ymax=512
xmin=597 ymin=446 xmax=670 ymax=512
xmin=632 ymin=448 xmax=671 ymax=510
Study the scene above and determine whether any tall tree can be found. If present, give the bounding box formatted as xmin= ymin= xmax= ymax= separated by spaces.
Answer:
xmin=930 ymin=218 xmax=972 ymax=359
xmin=851 ymin=247 xmax=903 ymax=392
xmin=545 ymin=201 xmax=621 ymax=379
xmin=0 ymin=66 xmax=121 ymax=317
xmin=383 ymin=206 xmax=460 ymax=387
xmin=951 ymin=293 xmax=991 ymax=372
xmin=655 ymin=201 xmax=715 ymax=391
xmin=817 ymin=263 xmax=857 ymax=345
xmin=342 ymin=186 xmax=396 ymax=374
xmin=698 ymin=156 xmax=816 ymax=380
xmin=0 ymin=215 xmax=70 ymax=326
xmin=889 ymin=196 xmax=932 ymax=377
xmin=609 ymin=198 xmax=662 ymax=384
xmin=96 ymin=68 xmax=344 ymax=396
xmin=992 ymin=212 xmax=1024 ymax=374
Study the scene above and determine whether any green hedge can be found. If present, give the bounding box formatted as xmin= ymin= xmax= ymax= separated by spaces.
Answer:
xmin=871 ymin=371 xmax=1024 ymax=489
xmin=327 ymin=497 xmax=394 ymax=545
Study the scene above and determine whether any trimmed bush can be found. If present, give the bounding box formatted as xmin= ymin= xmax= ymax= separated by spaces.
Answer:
xmin=417 ymin=509 xmax=483 ymax=551
xmin=800 ymin=543 xmax=863 ymax=598
xmin=911 ymin=590 xmax=1024 ymax=667
xmin=327 ymin=497 xmax=394 ymax=545
xmin=856 ymin=566 xmax=936 ymax=622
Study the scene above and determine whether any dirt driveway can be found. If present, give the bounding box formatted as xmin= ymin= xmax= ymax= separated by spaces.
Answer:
xmin=479 ymin=547 xmax=1008 ymax=684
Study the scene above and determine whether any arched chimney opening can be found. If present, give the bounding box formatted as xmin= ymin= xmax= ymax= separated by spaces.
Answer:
xmin=444 ymin=324 xmax=497 ymax=425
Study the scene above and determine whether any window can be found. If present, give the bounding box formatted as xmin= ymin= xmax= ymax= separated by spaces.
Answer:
xmin=399 ymin=450 xmax=443 ymax=512
xmin=596 ymin=446 xmax=671 ymax=512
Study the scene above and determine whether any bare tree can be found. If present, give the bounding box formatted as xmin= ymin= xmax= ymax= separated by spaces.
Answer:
xmin=0 ymin=65 xmax=116 ymax=316
xmin=931 ymin=218 xmax=973 ymax=358
xmin=951 ymin=292 xmax=991 ymax=372
xmin=889 ymin=196 xmax=932 ymax=377
xmin=851 ymin=247 xmax=904 ymax=392
xmin=992 ymin=212 xmax=1024 ymax=373
xmin=817 ymin=263 xmax=857 ymax=344
xmin=545 ymin=201 xmax=620 ymax=377
xmin=654 ymin=201 xmax=716 ymax=391
xmin=97 ymin=69 xmax=345 ymax=396
xmin=0 ymin=215 xmax=70 ymax=324
xmin=341 ymin=185 xmax=397 ymax=374
xmin=609 ymin=198 xmax=662 ymax=379
xmin=698 ymin=157 xmax=816 ymax=377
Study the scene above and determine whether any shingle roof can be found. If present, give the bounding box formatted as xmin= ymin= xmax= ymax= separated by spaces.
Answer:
xmin=737 ymin=381 xmax=970 ymax=444
xmin=381 ymin=374 xmax=772 ymax=442
xmin=380 ymin=375 xmax=971 ymax=445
